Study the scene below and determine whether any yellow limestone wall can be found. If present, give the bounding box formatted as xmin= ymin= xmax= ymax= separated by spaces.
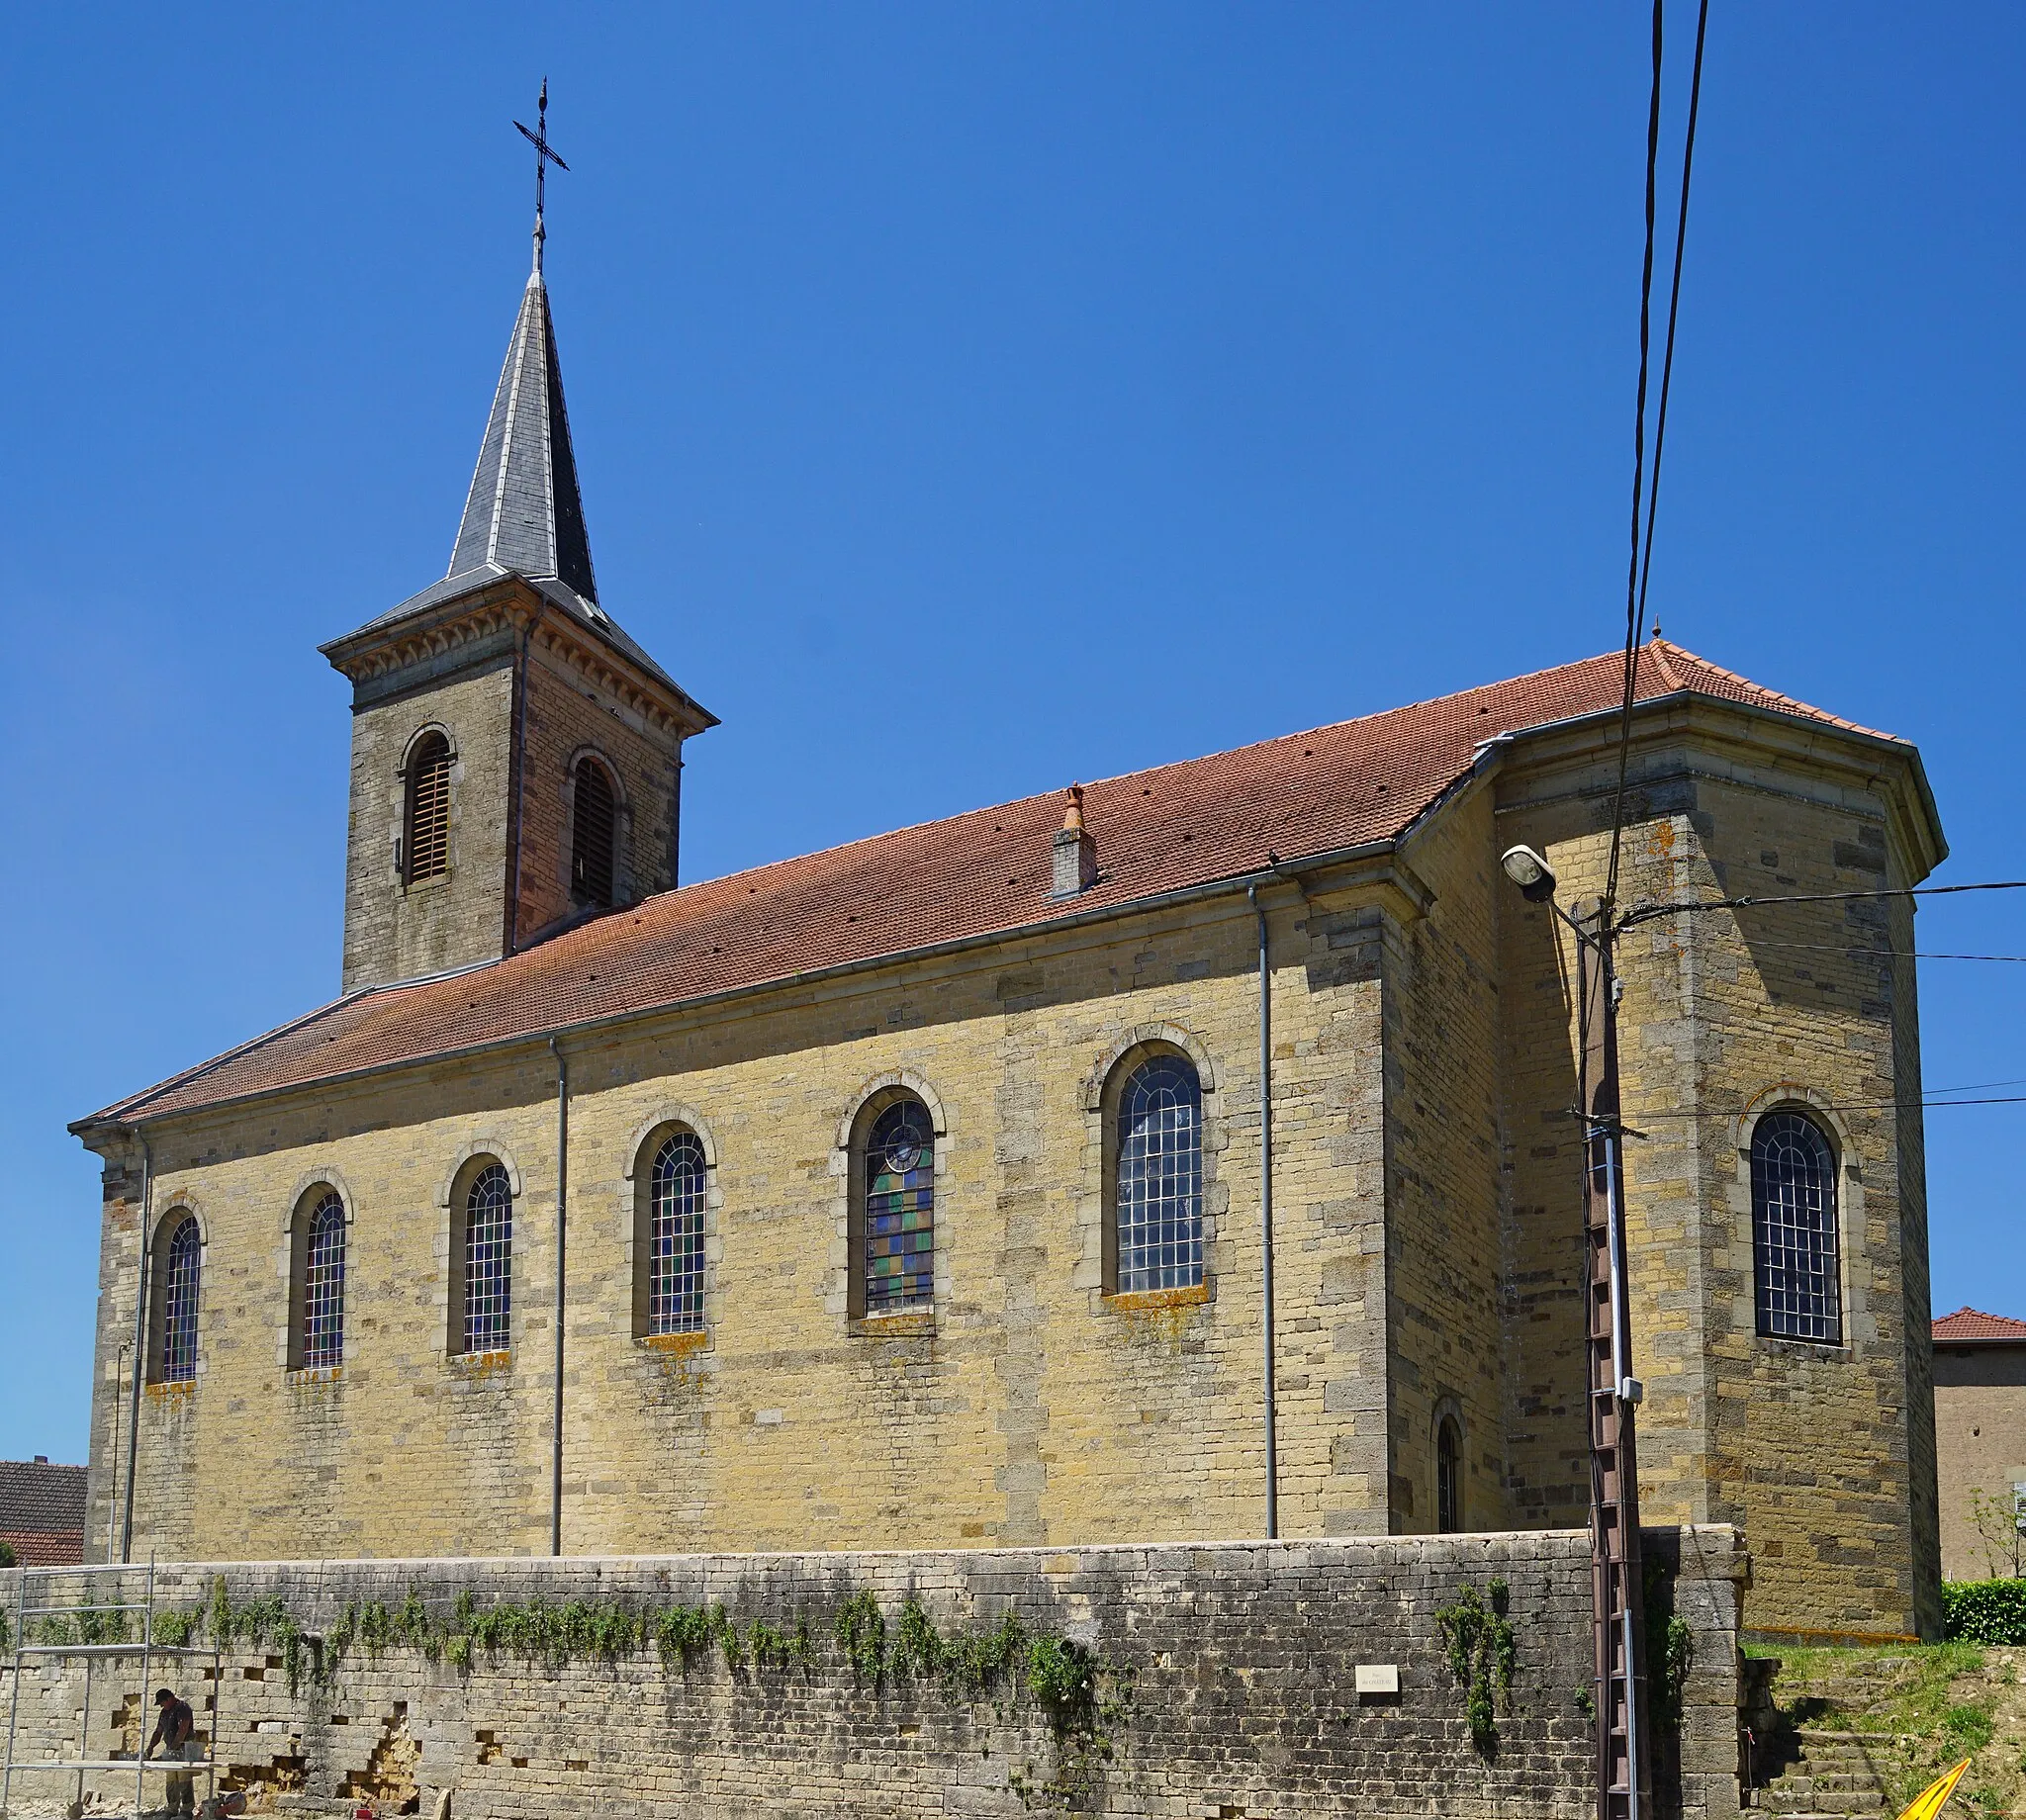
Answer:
xmin=84 ymin=701 xmax=1942 ymax=1638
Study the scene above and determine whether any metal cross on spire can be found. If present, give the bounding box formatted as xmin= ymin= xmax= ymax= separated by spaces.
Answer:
xmin=513 ymin=78 xmax=570 ymax=274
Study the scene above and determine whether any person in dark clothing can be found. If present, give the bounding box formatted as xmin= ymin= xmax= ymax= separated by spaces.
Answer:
xmin=145 ymin=1686 xmax=199 ymax=1816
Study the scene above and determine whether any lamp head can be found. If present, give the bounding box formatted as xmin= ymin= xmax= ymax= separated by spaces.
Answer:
xmin=1500 ymin=845 xmax=1558 ymax=904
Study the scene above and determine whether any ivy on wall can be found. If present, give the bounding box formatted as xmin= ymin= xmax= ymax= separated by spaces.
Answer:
xmin=11 ymin=1578 xmax=1131 ymax=1811
xmin=1435 ymin=1579 xmax=1518 ymax=1757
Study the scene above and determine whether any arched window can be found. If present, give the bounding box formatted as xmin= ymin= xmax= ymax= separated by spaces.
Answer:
xmin=298 ymin=1190 xmax=347 ymax=1371
xmin=405 ymin=732 xmax=452 ymax=884
xmin=646 ymin=1131 xmax=707 ymax=1335
xmin=571 ymin=757 xmax=617 ymax=907
xmin=1436 ymin=1417 xmax=1463 ymax=1534
xmin=157 ymin=1214 xmax=202 ymax=1384
xmin=460 ymin=1162 xmax=513 ymax=1354
xmin=863 ymin=1098 xmax=935 ymax=1315
xmin=1116 ymin=1053 xmax=1204 ymax=1293
xmin=1752 ymin=1109 xmax=1842 ymax=1343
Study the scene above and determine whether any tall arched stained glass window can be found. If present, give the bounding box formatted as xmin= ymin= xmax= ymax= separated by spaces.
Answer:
xmin=302 ymin=1191 xmax=347 ymax=1370
xmin=648 ymin=1132 xmax=707 ymax=1334
xmin=1117 ymin=1054 xmax=1204 ymax=1292
xmin=159 ymin=1214 xmax=202 ymax=1384
xmin=463 ymin=1162 xmax=513 ymax=1353
xmin=864 ymin=1099 xmax=935 ymax=1314
xmin=1751 ymin=1110 xmax=1842 ymax=1343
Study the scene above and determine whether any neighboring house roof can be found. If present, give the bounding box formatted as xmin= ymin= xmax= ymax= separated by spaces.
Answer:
xmin=1933 ymin=1308 xmax=2026 ymax=1344
xmin=78 ymin=637 xmax=1921 ymax=1132
xmin=0 ymin=1459 xmax=87 ymax=1566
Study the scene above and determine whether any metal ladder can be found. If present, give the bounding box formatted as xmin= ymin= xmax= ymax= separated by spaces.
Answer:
xmin=2 ymin=1559 xmax=225 ymax=1818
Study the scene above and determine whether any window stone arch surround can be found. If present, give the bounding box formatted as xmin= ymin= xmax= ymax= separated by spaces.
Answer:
xmin=145 ymin=1195 xmax=208 ymax=1389
xmin=396 ymin=722 xmax=462 ymax=892
xmin=829 ymin=1071 xmax=952 ymax=1328
xmin=1076 ymin=1025 xmax=1226 ymax=1310
xmin=619 ymin=1103 xmax=723 ymax=1350
xmin=272 ymin=1168 xmax=357 ymax=1376
xmin=1727 ymin=1084 xmax=1865 ymax=1356
xmin=436 ymin=1138 xmax=525 ymax=1362
xmin=1429 ymin=1395 xmax=1467 ymax=1535
xmin=561 ymin=743 xmax=633 ymax=909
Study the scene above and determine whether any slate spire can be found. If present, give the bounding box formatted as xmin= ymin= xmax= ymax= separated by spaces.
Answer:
xmin=444 ymin=252 xmax=599 ymax=605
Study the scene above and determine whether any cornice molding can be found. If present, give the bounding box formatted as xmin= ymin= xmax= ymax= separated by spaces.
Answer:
xmin=322 ymin=578 xmax=708 ymax=739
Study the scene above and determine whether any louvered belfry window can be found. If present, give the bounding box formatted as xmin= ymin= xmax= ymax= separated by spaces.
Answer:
xmin=406 ymin=733 xmax=452 ymax=883
xmin=572 ymin=758 xmax=616 ymax=906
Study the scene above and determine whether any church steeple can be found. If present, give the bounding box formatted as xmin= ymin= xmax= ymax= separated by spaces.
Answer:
xmin=443 ymin=264 xmax=599 ymax=604
xmin=445 ymin=78 xmax=596 ymax=606
xmin=320 ymin=83 xmax=714 ymax=994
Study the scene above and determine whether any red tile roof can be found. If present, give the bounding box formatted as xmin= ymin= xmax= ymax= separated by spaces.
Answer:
xmin=0 ymin=1459 xmax=88 ymax=1564
xmin=1933 ymin=1308 xmax=2026 ymax=1343
xmin=80 ymin=639 xmax=1904 ymax=1130
xmin=0 ymin=1528 xmax=85 ymax=1568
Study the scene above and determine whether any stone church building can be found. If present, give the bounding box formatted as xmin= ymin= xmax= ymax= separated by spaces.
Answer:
xmin=73 ymin=223 xmax=1946 ymax=1645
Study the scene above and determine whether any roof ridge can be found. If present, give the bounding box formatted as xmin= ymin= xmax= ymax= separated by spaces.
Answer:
xmin=659 ymin=645 xmax=1638 ymax=903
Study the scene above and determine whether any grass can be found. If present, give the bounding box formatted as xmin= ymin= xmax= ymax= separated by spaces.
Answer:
xmin=1754 ymin=1640 xmax=2011 ymax=1815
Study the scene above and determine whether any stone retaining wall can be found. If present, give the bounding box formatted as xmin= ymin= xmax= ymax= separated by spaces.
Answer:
xmin=0 ymin=1526 xmax=1744 ymax=1819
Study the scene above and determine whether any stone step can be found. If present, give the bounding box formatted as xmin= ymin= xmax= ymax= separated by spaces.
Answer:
xmin=1759 ymin=1787 xmax=1886 ymax=1813
xmin=1764 ymin=1773 xmax=1890 ymax=1795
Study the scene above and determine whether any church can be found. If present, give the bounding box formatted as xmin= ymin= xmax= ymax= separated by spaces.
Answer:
xmin=73 ymin=193 xmax=1946 ymax=1646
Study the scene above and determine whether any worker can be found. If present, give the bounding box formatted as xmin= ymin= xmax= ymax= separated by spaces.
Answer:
xmin=144 ymin=1684 xmax=200 ymax=1817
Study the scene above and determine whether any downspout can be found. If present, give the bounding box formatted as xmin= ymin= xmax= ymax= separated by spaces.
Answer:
xmin=120 ymin=1130 xmax=150 ymax=1563
xmin=549 ymin=1036 xmax=569 ymax=1557
xmin=1247 ymin=884 xmax=1278 ymax=1539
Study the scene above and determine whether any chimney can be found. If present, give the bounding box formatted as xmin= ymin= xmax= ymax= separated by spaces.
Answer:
xmin=33 ymin=1454 xmax=47 ymax=1465
xmin=1052 ymin=785 xmax=1098 ymax=900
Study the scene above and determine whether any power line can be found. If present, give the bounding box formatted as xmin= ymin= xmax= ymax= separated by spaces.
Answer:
xmin=1617 ymin=877 xmax=2026 ymax=930
xmin=1607 ymin=1095 xmax=2026 ymax=1125
xmin=1706 ymin=938 xmax=2026 ymax=964
xmin=1602 ymin=0 xmax=1670 ymax=921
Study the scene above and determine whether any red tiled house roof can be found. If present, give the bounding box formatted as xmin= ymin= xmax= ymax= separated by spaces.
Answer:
xmin=0 ymin=1459 xmax=88 ymax=1567
xmin=77 ymin=639 xmax=1916 ymax=1132
xmin=1933 ymin=1308 xmax=2026 ymax=1344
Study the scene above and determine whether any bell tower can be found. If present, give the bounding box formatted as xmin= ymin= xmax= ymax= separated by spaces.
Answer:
xmin=321 ymin=92 xmax=715 ymax=992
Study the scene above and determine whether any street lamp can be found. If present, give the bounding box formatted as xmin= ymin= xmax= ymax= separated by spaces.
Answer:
xmin=1500 ymin=844 xmax=1559 ymax=903
xmin=1503 ymin=848 xmax=1649 ymax=1820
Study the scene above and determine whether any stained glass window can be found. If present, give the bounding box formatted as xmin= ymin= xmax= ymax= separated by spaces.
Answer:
xmin=464 ymin=1162 xmax=513 ymax=1353
xmin=302 ymin=1191 xmax=346 ymax=1370
xmin=1117 ymin=1054 xmax=1203 ymax=1292
xmin=864 ymin=1099 xmax=934 ymax=1314
xmin=159 ymin=1215 xmax=201 ymax=1384
xmin=648 ymin=1131 xmax=707 ymax=1335
xmin=1752 ymin=1110 xmax=1842 ymax=1343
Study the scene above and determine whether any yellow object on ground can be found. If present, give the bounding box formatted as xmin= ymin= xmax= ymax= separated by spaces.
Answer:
xmin=1893 ymin=1757 xmax=1972 ymax=1820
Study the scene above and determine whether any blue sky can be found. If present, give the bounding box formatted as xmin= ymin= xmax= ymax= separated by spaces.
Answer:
xmin=2 ymin=4 xmax=2019 ymax=1465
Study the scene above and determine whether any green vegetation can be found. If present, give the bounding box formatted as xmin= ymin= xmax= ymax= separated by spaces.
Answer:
xmin=1750 ymin=1639 xmax=2011 ymax=1818
xmin=1435 ymin=1579 xmax=1518 ymax=1756
xmin=1944 ymin=1578 xmax=2026 ymax=1645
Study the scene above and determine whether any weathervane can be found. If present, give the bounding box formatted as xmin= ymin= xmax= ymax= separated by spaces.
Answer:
xmin=513 ymin=78 xmax=571 ymax=274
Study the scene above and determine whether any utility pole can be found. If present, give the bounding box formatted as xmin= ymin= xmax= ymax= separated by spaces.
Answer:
xmin=1503 ymin=848 xmax=1648 ymax=1820
xmin=1580 ymin=908 xmax=1648 ymax=1820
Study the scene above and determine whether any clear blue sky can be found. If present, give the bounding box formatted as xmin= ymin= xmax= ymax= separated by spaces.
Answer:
xmin=2 ymin=5 xmax=2019 ymax=1465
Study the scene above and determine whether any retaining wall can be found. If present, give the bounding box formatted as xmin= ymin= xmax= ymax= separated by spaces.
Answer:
xmin=1 ymin=1526 xmax=1745 ymax=1819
